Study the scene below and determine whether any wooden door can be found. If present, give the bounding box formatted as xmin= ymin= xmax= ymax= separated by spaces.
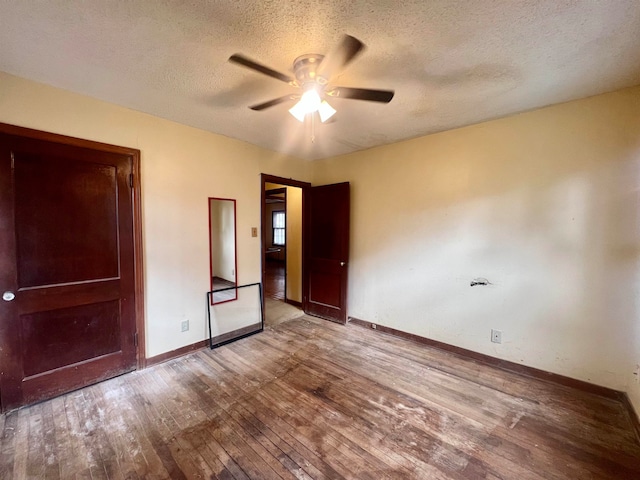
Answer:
xmin=304 ymin=182 xmax=350 ymax=323
xmin=0 ymin=130 xmax=138 ymax=411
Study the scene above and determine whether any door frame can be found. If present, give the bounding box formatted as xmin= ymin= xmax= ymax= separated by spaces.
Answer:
xmin=0 ymin=122 xmax=146 ymax=368
xmin=260 ymin=174 xmax=311 ymax=312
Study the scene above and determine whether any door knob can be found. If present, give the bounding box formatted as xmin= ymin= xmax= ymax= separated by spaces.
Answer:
xmin=340 ymin=262 xmax=346 ymax=267
xmin=2 ymin=291 xmax=15 ymax=302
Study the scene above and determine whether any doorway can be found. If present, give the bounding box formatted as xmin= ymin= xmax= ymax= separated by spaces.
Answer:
xmin=264 ymin=187 xmax=287 ymax=301
xmin=261 ymin=175 xmax=309 ymax=326
xmin=260 ymin=174 xmax=351 ymax=326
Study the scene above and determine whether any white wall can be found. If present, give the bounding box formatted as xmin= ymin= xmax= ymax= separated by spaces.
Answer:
xmin=311 ymin=87 xmax=640 ymax=417
xmin=0 ymin=72 xmax=311 ymax=357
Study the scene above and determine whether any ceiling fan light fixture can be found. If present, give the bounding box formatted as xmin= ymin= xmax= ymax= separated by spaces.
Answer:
xmin=318 ymin=100 xmax=336 ymax=123
xmin=289 ymin=88 xmax=322 ymax=122
xmin=289 ymin=89 xmax=336 ymax=123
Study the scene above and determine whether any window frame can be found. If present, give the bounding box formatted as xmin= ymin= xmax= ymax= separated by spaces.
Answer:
xmin=272 ymin=209 xmax=286 ymax=246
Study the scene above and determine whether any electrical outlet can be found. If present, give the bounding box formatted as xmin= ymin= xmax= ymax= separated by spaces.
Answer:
xmin=181 ymin=320 xmax=189 ymax=332
xmin=251 ymin=227 xmax=258 ymax=237
xmin=491 ymin=329 xmax=502 ymax=344
xmin=371 ymin=323 xmax=377 ymax=330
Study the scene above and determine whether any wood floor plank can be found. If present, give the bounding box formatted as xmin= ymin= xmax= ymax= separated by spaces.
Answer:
xmin=264 ymin=378 xmax=423 ymax=479
xmin=91 ymin=381 xmax=142 ymax=480
xmin=124 ymin=379 xmax=189 ymax=479
xmin=0 ymin=410 xmax=18 ymax=479
xmin=178 ymin=427 xmax=234 ymax=480
xmin=293 ymin=358 xmax=549 ymax=480
xmin=188 ymin=426 xmax=251 ymax=480
xmin=169 ymin=359 xmax=309 ymax=479
xmin=50 ymin=397 xmax=81 ymax=479
xmin=235 ymin=399 xmax=343 ymax=480
xmin=98 ymin=379 xmax=152 ymax=478
xmin=225 ymin=406 xmax=315 ymax=480
xmin=81 ymin=386 xmax=125 ymax=480
xmin=2 ymin=315 xmax=639 ymax=479
xmin=66 ymin=390 xmax=109 ymax=480
xmin=212 ymin=413 xmax=285 ymax=480
xmin=13 ymin=408 xmax=31 ymax=478
xmin=40 ymin=401 xmax=61 ymax=480
xmin=278 ymin=362 xmax=490 ymax=479
xmin=26 ymin=403 xmax=45 ymax=478
xmin=114 ymin=378 xmax=175 ymax=478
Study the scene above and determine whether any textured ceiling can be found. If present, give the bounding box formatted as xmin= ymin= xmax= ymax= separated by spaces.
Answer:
xmin=1 ymin=1 xmax=639 ymax=160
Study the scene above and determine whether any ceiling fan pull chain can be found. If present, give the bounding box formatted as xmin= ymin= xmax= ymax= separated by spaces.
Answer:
xmin=311 ymin=112 xmax=316 ymax=143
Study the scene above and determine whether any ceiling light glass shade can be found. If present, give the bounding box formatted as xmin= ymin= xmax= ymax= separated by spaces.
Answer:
xmin=288 ymin=100 xmax=308 ymax=122
xmin=318 ymin=100 xmax=336 ymax=122
xmin=289 ymin=88 xmax=333 ymax=122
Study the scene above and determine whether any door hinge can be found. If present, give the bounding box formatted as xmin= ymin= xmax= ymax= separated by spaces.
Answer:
xmin=134 ymin=332 xmax=138 ymax=347
xmin=10 ymin=151 xmax=15 ymax=169
xmin=129 ymin=173 xmax=134 ymax=188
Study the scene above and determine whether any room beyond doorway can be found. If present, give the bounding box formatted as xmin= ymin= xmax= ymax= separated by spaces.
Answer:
xmin=261 ymin=174 xmax=309 ymax=325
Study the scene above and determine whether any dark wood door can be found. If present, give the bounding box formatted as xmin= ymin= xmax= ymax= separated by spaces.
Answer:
xmin=304 ymin=182 xmax=350 ymax=323
xmin=0 ymin=132 xmax=138 ymax=411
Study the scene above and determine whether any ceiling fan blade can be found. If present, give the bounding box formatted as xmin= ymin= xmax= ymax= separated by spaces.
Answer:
xmin=249 ymin=95 xmax=298 ymax=111
xmin=327 ymin=87 xmax=394 ymax=103
xmin=229 ymin=54 xmax=295 ymax=84
xmin=316 ymin=35 xmax=365 ymax=82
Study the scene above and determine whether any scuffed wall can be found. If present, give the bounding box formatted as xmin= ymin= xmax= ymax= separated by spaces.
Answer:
xmin=312 ymin=87 xmax=640 ymax=414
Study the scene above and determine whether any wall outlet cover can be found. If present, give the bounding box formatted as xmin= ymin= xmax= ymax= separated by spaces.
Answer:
xmin=491 ymin=329 xmax=502 ymax=344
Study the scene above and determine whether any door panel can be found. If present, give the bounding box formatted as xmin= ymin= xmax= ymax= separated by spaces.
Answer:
xmin=21 ymin=300 xmax=121 ymax=377
xmin=0 ymin=132 xmax=138 ymax=411
xmin=305 ymin=182 xmax=350 ymax=323
xmin=15 ymin=154 xmax=119 ymax=287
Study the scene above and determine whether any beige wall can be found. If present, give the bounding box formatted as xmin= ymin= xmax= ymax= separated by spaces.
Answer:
xmin=285 ymin=186 xmax=303 ymax=302
xmin=311 ymin=86 xmax=640 ymax=416
xmin=0 ymin=72 xmax=311 ymax=357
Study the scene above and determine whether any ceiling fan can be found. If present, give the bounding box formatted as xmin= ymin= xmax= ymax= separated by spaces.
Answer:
xmin=228 ymin=35 xmax=394 ymax=123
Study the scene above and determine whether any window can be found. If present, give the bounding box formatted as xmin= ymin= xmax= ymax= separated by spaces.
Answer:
xmin=272 ymin=210 xmax=285 ymax=246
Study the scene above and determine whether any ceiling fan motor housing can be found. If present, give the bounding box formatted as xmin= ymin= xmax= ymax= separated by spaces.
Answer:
xmin=293 ymin=54 xmax=326 ymax=88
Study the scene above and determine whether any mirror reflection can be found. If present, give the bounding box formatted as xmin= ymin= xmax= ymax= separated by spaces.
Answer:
xmin=209 ymin=197 xmax=237 ymax=304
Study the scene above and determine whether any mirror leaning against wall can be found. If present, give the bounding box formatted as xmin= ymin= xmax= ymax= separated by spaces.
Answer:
xmin=209 ymin=197 xmax=237 ymax=304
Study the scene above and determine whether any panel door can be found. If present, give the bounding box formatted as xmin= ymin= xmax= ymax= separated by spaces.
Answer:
xmin=0 ymin=132 xmax=137 ymax=411
xmin=305 ymin=182 xmax=350 ymax=323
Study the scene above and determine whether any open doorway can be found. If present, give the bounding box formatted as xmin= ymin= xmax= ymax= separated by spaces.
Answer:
xmin=261 ymin=174 xmax=309 ymax=326
xmin=264 ymin=187 xmax=286 ymax=301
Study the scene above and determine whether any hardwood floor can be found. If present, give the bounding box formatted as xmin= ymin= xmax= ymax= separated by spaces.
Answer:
xmin=264 ymin=298 xmax=304 ymax=327
xmin=264 ymin=260 xmax=285 ymax=300
xmin=2 ymin=315 xmax=639 ymax=479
